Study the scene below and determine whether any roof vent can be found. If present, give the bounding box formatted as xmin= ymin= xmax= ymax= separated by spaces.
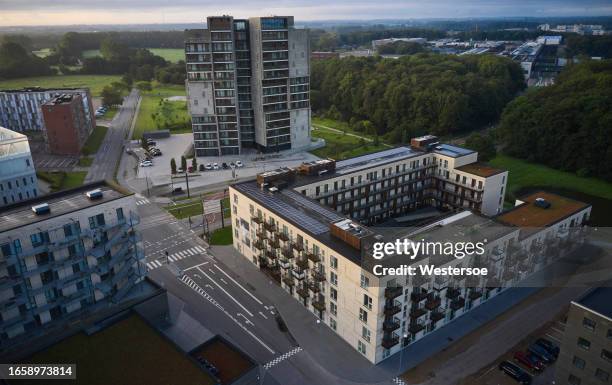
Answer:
xmin=534 ymin=197 xmax=551 ymax=209
xmin=32 ymin=203 xmax=50 ymax=215
xmin=269 ymin=187 xmax=279 ymax=193
xmin=86 ymin=189 xmax=103 ymax=200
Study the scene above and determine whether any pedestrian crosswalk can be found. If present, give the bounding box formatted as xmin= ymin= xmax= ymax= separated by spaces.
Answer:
xmin=136 ymin=198 xmax=150 ymax=206
xmin=145 ymin=245 xmax=207 ymax=270
xmin=263 ymin=347 xmax=303 ymax=370
xmin=392 ymin=377 xmax=408 ymax=385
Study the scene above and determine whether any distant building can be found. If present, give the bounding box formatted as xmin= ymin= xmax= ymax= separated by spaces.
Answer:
xmin=185 ymin=15 xmax=311 ymax=156
xmin=371 ymin=37 xmax=427 ymax=50
xmin=311 ymin=51 xmax=340 ymax=60
xmin=0 ymin=181 xmax=146 ymax=350
xmin=537 ymin=35 xmax=563 ymax=46
xmin=538 ymin=24 xmax=606 ymax=36
xmin=556 ymin=288 xmax=612 ymax=385
xmin=0 ymin=126 xmax=38 ymax=207
xmin=0 ymin=88 xmax=95 ymax=134
xmin=41 ymin=94 xmax=93 ymax=155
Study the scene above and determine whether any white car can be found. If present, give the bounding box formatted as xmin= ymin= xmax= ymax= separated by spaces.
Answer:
xmin=140 ymin=161 xmax=153 ymax=167
xmin=213 ymin=163 xmax=219 ymax=170
xmin=235 ymin=160 xmax=243 ymax=168
xmin=205 ymin=163 xmax=213 ymax=170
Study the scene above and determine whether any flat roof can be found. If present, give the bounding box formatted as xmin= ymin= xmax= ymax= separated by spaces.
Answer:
xmin=0 ymin=180 xmax=132 ymax=233
xmin=456 ymin=162 xmax=505 ymax=178
xmin=0 ymin=87 xmax=89 ymax=93
xmin=496 ymin=191 xmax=590 ymax=228
xmin=576 ymin=287 xmax=612 ymax=319
xmin=26 ymin=314 xmax=215 ymax=385
xmin=433 ymin=144 xmax=475 ymax=158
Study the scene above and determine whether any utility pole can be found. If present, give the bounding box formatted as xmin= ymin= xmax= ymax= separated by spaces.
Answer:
xmin=184 ymin=171 xmax=190 ymax=198
xmin=220 ymin=198 xmax=225 ymax=228
xmin=165 ymin=250 xmax=169 ymax=264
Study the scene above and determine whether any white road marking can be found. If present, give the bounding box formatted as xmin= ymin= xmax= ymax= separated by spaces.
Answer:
xmin=196 ymin=267 xmax=254 ymax=317
xmin=263 ymin=347 xmax=302 ymax=370
xmin=237 ymin=313 xmax=254 ymax=325
xmin=208 ymin=268 xmax=216 ymax=275
xmin=259 ymin=311 xmax=268 ymax=320
xmin=183 ymin=262 xmax=210 ymax=271
xmin=545 ymin=333 xmax=561 ymax=342
xmin=220 ymin=278 xmax=228 ymax=285
xmin=214 ymin=264 xmax=264 ymax=305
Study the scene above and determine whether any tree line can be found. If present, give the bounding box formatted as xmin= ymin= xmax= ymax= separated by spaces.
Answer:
xmin=310 ymin=54 xmax=525 ymax=141
xmin=497 ymin=59 xmax=612 ymax=182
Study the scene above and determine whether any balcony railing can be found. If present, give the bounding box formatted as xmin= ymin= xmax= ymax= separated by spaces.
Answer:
xmin=312 ymin=270 xmax=326 ymax=282
xmin=446 ymin=287 xmax=461 ymax=299
xmin=292 ymin=270 xmax=305 ymax=280
xmin=308 ymin=281 xmax=320 ymax=293
xmin=252 ymin=216 xmax=263 ymax=224
xmin=408 ymin=321 xmax=425 ymax=334
xmin=297 ymin=287 xmax=309 ymax=298
xmin=312 ymin=298 xmax=326 ymax=311
xmin=385 ymin=286 xmax=403 ymax=299
xmin=282 ymin=276 xmax=295 ymax=286
xmin=409 ymin=306 xmax=427 ymax=319
xmin=430 ymin=310 xmax=445 ymax=322
xmin=450 ymin=297 xmax=465 ymax=311
xmin=425 ymin=295 xmax=441 ymax=310
xmin=253 ymin=240 xmax=265 ymax=250
xmin=296 ymin=258 xmax=309 ymax=270
xmin=384 ymin=300 xmax=402 ymax=316
xmin=381 ymin=333 xmax=400 ymax=349
xmin=468 ymin=290 xmax=483 ymax=301
xmin=383 ymin=317 xmax=401 ymax=332
xmin=278 ymin=232 xmax=289 ymax=242
xmin=292 ymin=242 xmax=304 ymax=252
xmin=306 ymin=252 xmax=321 ymax=263
xmin=281 ymin=248 xmax=294 ymax=259
xmin=411 ymin=289 xmax=428 ymax=302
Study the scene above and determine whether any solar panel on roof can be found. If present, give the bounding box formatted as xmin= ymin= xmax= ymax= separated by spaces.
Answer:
xmin=335 ymin=147 xmax=416 ymax=175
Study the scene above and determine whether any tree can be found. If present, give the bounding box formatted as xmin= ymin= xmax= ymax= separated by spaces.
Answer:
xmin=464 ymin=132 xmax=496 ymax=161
xmin=100 ymin=85 xmax=123 ymax=106
xmin=191 ymin=157 xmax=198 ymax=171
xmin=100 ymin=36 xmax=130 ymax=60
xmin=181 ymin=156 xmax=187 ymax=172
xmin=0 ymin=42 xmax=53 ymax=79
xmin=170 ymin=158 xmax=177 ymax=174
xmin=135 ymin=81 xmax=152 ymax=91
xmin=121 ymin=73 xmax=134 ymax=88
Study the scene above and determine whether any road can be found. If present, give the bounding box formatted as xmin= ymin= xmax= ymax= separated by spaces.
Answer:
xmin=85 ymin=89 xmax=140 ymax=183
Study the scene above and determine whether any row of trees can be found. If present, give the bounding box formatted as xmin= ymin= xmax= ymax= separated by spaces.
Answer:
xmin=377 ymin=41 xmax=425 ymax=55
xmin=0 ymin=41 xmax=54 ymax=79
xmin=311 ymin=54 xmax=525 ymax=141
xmin=497 ymin=59 xmax=612 ymax=181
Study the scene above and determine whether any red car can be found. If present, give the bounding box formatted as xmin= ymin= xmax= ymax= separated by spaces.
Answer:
xmin=514 ymin=351 xmax=545 ymax=372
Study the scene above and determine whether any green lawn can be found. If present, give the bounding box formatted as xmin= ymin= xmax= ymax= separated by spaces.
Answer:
xmin=490 ymin=154 xmax=612 ymax=201
xmin=164 ymin=201 xmax=203 ymax=219
xmin=78 ymin=157 xmax=94 ymax=167
xmin=32 ymin=48 xmax=53 ymax=58
xmin=100 ymin=106 xmax=119 ymax=120
xmin=310 ymin=125 xmax=388 ymax=160
xmin=83 ymin=48 xmax=184 ymax=63
xmin=210 ymin=226 xmax=233 ymax=245
xmin=82 ymin=126 xmax=108 ymax=156
xmin=37 ymin=171 xmax=88 ymax=192
xmin=0 ymin=75 xmax=121 ymax=96
xmin=133 ymin=83 xmax=189 ymax=139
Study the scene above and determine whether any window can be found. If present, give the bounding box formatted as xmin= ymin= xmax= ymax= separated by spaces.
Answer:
xmin=360 ymin=274 xmax=369 ymax=289
xmin=577 ymin=337 xmax=591 ymax=350
xmin=330 ymin=287 xmax=337 ymax=301
xmin=116 ymin=208 xmax=124 ymax=221
xmin=330 ymin=318 xmax=337 ymax=331
xmin=330 ymin=271 xmax=337 ymax=286
xmin=602 ymin=349 xmax=612 ymax=362
xmin=357 ymin=340 xmax=366 ymax=355
xmin=363 ymin=294 xmax=372 ymax=310
xmin=573 ymin=356 xmax=586 ymax=369
xmin=330 ymin=302 xmax=337 ymax=316
xmin=30 ymin=231 xmax=49 ymax=247
xmin=359 ymin=308 xmax=368 ymax=323
xmin=595 ymin=369 xmax=610 ymax=382
xmin=330 ymin=256 xmax=338 ymax=270
xmin=362 ymin=326 xmax=371 ymax=342
xmin=568 ymin=374 xmax=581 ymax=385
xmin=583 ymin=317 xmax=596 ymax=331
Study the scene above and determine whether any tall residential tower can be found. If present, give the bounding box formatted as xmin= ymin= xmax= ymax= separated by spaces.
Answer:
xmin=185 ymin=16 xmax=311 ymax=156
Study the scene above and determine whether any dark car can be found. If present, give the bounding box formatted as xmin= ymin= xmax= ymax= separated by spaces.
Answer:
xmin=222 ymin=162 xmax=228 ymax=169
xmin=535 ymin=338 xmax=560 ymax=358
xmin=199 ymin=164 xmax=205 ymax=172
xmin=499 ymin=361 xmax=532 ymax=385
xmin=528 ymin=344 xmax=555 ymax=364
xmin=513 ymin=351 xmax=545 ymax=372
xmin=172 ymin=187 xmax=183 ymax=194
xmin=146 ymin=140 xmax=157 ymax=146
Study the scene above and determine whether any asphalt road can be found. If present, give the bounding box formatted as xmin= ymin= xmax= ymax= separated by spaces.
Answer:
xmin=84 ymin=89 xmax=140 ymax=183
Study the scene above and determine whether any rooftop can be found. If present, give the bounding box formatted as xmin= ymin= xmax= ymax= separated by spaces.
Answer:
xmin=0 ymin=87 xmax=88 ymax=93
xmin=0 ymin=180 xmax=132 ymax=233
xmin=576 ymin=287 xmax=612 ymax=320
xmin=26 ymin=314 xmax=215 ymax=385
xmin=496 ymin=191 xmax=590 ymax=228
xmin=43 ymin=94 xmax=79 ymax=106
xmin=456 ymin=162 xmax=505 ymax=178
xmin=432 ymin=143 xmax=475 ymax=158
xmin=190 ymin=337 xmax=256 ymax=385
xmin=0 ymin=126 xmax=28 ymax=143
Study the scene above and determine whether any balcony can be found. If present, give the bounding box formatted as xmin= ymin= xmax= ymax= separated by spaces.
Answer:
xmin=279 ymin=259 xmax=291 ymax=269
xmin=291 ymin=242 xmax=304 ymax=252
xmin=306 ymin=252 xmax=320 ymax=263
xmin=384 ymin=300 xmax=402 ymax=316
xmin=278 ymin=232 xmax=289 ymax=242
xmin=269 ymin=239 xmax=280 ymax=248
xmin=282 ymin=276 xmax=295 ymax=286
xmin=430 ymin=310 xmax=445 ymax=322
xmin=281 ymin=248 xmax=294 ymax=259
xmin=256 ymin=230 xmax=268 ymax=240
xmin=409 ymin=306 xmax=427 ymax=319
xmin=296 ymin=258 xmax=309 ymax=270
xmin=264 ymin=222 xmax=276 ymax=232
xmin=383 ymin=317 xmax=401 ymax=332
xmin=312 ymin=270 xmax=326 ymax=282
xmin=266 ymin=251 xmax=277 ymax=260
xmin=308 ymin=281 xmax=320 ymax=293
xmin=253 ymin=240 xmax=265 ymax=250
xmin=450 ymin=297 xmax=465 ymax=311
xmin=425 ymin=295 xmax=441 ymax=311
xmin=411 ymin=289 xmax=428 ymax=302
xmin=292 ymin=269 xmax=305 ymax=280
xmin=296 ymin=287 xmax=309 ymax=298
xmin=468 ymin=290 xmax=483 ymax=301
xmin=446 ymin=288 xmax=461 ymax=299
xmin=408 ymin=321 xmax=425 ymax=334
xmin=381 ymin=333 xmax=400 ymax=349
xmin=251 ymin=216 xmax=263 ymax=224
xmin=385 ymin=286 xmax=403 ymax=299
xmin=312 ymin=298 xmax=326 ymax=311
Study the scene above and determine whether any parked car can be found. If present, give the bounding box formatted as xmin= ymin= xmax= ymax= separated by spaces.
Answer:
xmin=172 ymin=187 xmax=183 ymax=194
xmin=213 ymin=163 xmax=219 ymax=170
xmin=140 ymin=161 xmax=153 ymax=167
xmin=235 ymin=160 xmax=243 ymax=168
xmin=499 ymin=361 xmax=532 ymax=385
xmin=199 ymin=164 xmax=205 ymax=172
xmin=513 ymin=351 xmax=545 ymax=372
xmin=146 ymin=140 xmax=157 ymax=146
xmin=125 ymin=148 xmax=132 ymax=154
xmin=229 ymin=162 xmax=235 ymax=168
xmin=528 ymin=344 xmax=555 ymax=364
xmin=535 ymin=338 xmax=559 ymax=358
xmin=205 ymin=163 xmax=212 ymax=170
xmin=222 ymin=162 xmax=228 ymax=169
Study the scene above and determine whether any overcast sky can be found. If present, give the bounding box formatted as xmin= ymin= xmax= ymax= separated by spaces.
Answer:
xmin=0 ymin=0 xmax=611 ymax=26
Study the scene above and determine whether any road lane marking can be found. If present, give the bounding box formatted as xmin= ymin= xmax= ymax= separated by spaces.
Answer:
xmin=259 ymin=311 xmax=268 ymax=320
xmin=237 ymin=313 xmax=254 ymax=326
xmin=197 ymin=267 xmax=254 ymax=317
xmin=183 ymin=262 xmax=209 ymax=271
xmin=220 ymin=278 xmax=228 ymax=285
xmin=214 ymin=264 xmax=264 ymax=305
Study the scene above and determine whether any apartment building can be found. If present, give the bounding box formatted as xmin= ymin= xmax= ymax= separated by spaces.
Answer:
xmin=0 ymin=126 xmax=38 ymax=207
xmin=0 ymin=88 xmax=95 ymax=133
xmin=556 ymin=288 xmax=612 ymax=385
xmin=185 ymin=15 xmax=310 ymax=156
xmin=0 ymin=181 xmax=146 ymax=351
xmin=41 ymin=94 xmax=93 ymax=155
xmin=229 ymin=137 xmax=591 ymax=363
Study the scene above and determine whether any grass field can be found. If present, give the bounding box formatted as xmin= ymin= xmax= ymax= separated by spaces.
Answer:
xmin=210 ymin=226 xmax=233 ymax=245
xmin=99 ymin=106 xmax=119 ymax=120
xmin=0 ymin=75 xmax=121 ymax=96
xmin=164 ymin=196 xmax=231 ymax=220
xmin=82 ymin=48 xmax=184 ymax=63
xmin=311 ymin=126 xmax=388 ymax=160
xmin=133 ymin=83 xmax=189 ymax=139
xmin=82 ymin=126 xmax=108 ymax=156
xmin=32 ymin=48 xmax=53 ymax=58
xmin=490 ymin=154 xmax=612 ymax=201
xmin=78 ymin=157 xmax=94 ymax=167
xmin=37 ymin=171 xmax=88 ymax=192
